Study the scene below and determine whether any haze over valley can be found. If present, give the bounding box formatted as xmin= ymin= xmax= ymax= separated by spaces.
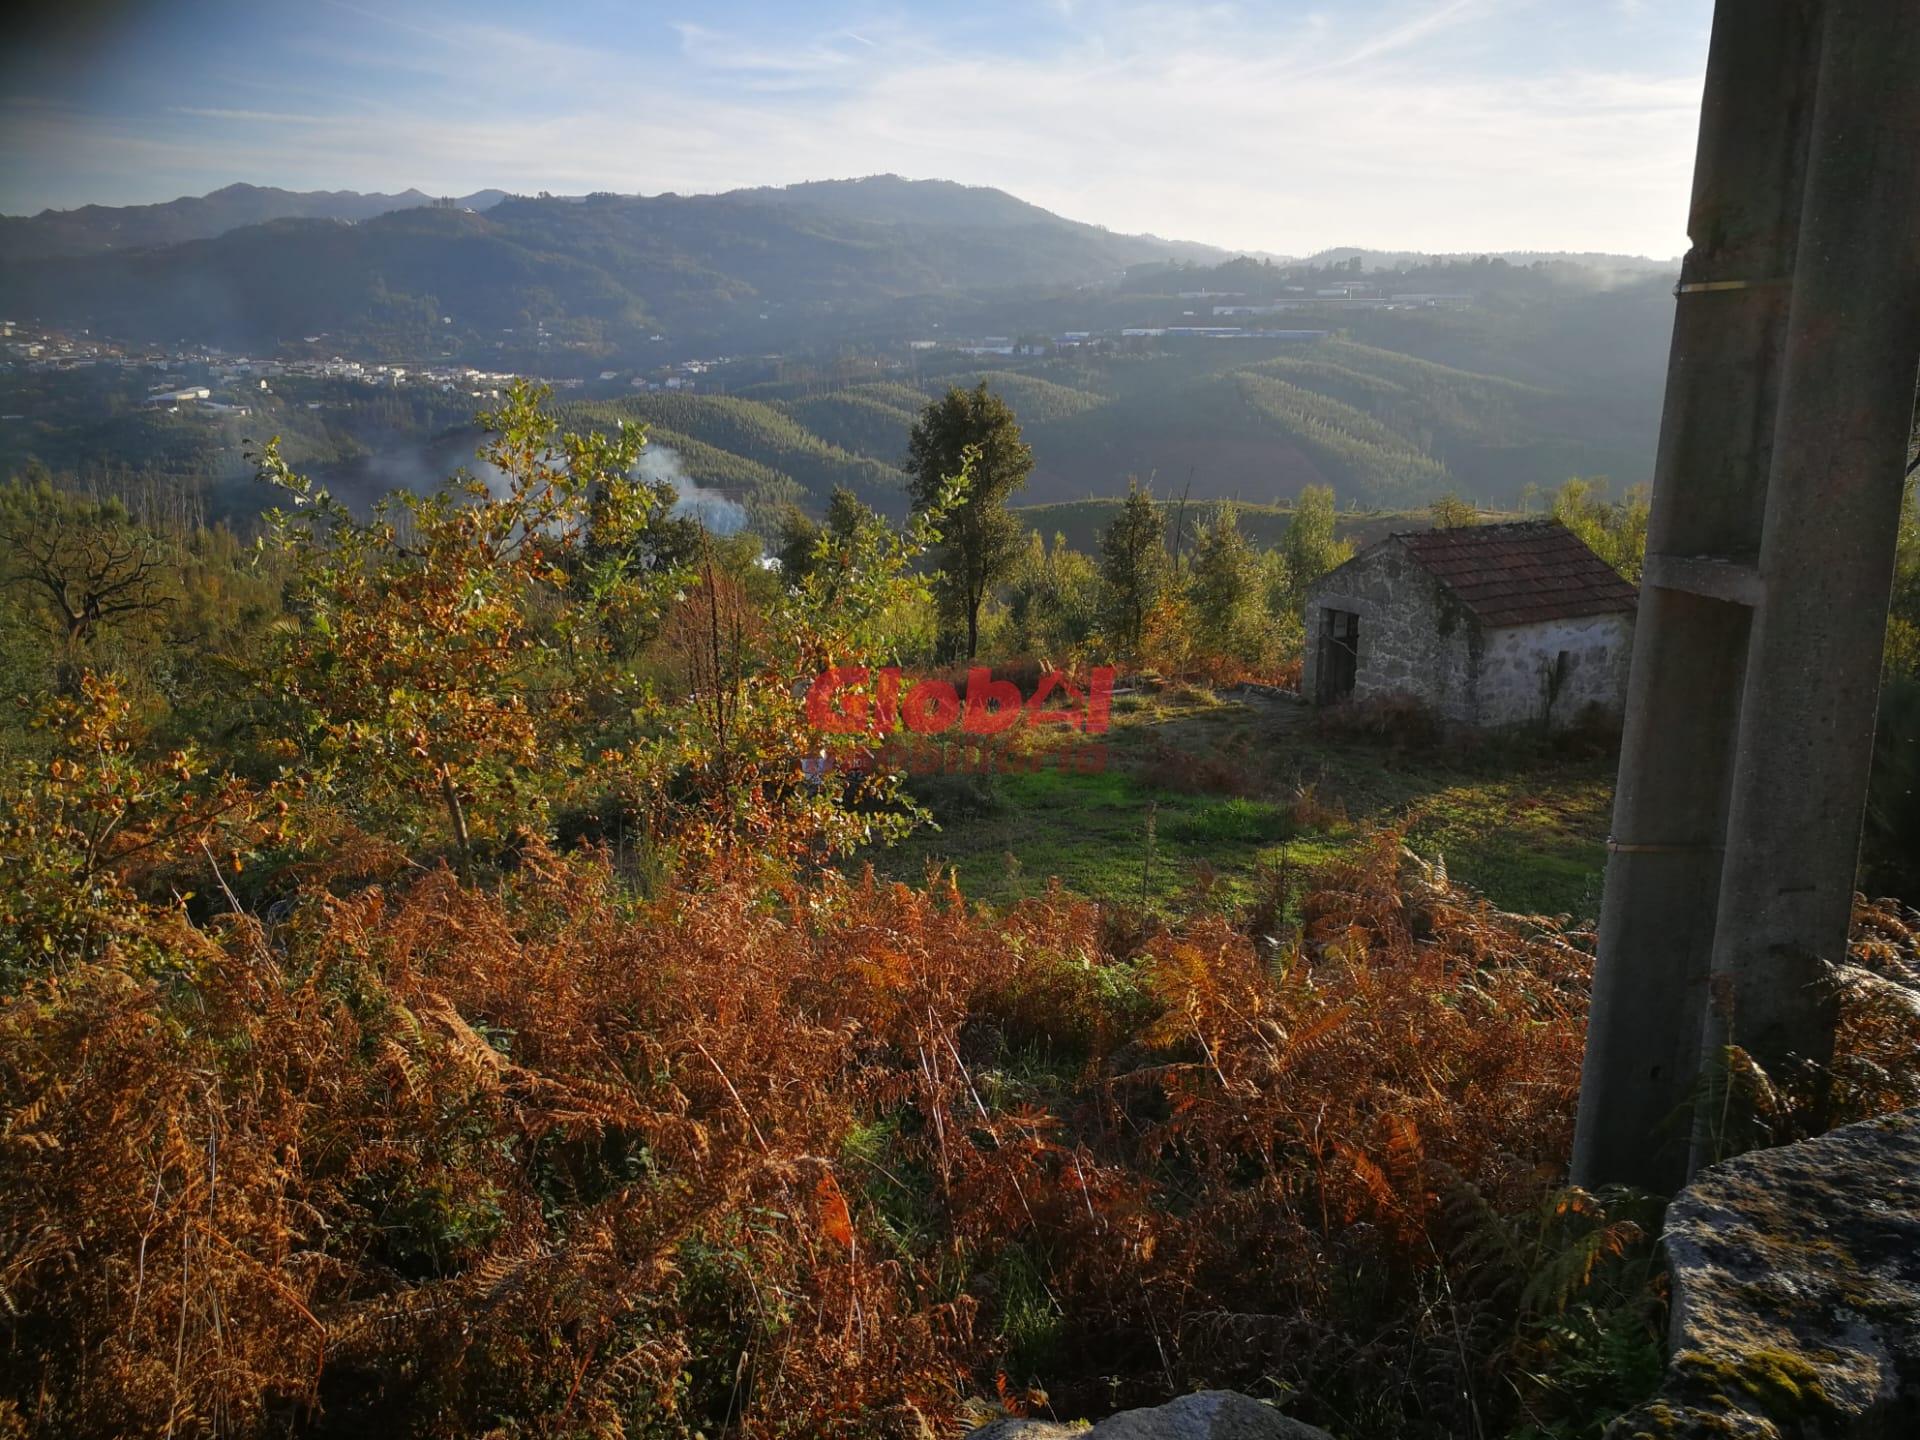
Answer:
xmin=2 ymin=175 xmax=1675 ymax=526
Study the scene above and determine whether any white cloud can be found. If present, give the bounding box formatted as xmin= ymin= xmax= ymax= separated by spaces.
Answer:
xmin=3 ymin=2 xmax=1710 ymax=256
xmin=1337 ymin=0 xmax=1500 ymax=68
xmin=671 ymin=22 xmax=862 ymax=76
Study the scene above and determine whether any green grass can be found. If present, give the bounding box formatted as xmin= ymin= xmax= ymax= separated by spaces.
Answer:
xmin=1161 ymin=795 xmax=1299 ymax=846
xmin=857 ymin=685 xmax=1614 ymax=919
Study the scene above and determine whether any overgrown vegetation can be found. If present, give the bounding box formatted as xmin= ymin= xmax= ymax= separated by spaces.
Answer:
xmin=7 ymin=735 xmax=1914 ymax=1438
xmin=873 ymin=683 xmax=1618 ymax=919
xmin=3 ymin=389 xmax=1916 ymax=1440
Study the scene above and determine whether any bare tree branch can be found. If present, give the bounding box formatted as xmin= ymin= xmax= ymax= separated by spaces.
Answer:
xmin=1 ymin=505 xmax=171 ymax=647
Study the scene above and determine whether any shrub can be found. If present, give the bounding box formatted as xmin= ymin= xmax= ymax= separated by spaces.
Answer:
xmin=6 ymin=814 xmax=1917 ymax=1438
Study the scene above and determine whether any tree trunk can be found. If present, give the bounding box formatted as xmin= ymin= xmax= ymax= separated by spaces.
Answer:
xmin=440 ymin=772 xmax=472 ymax=874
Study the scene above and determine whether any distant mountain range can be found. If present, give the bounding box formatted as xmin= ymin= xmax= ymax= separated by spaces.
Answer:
xmin=732 ymin=178 xmax=1226 ymax=266
xmin=0 ymin=182 xmax=511 ymax=262
xmin=0 ymin=177 xmax=1678 ymax=360
xmin=0 ymin=176 xmax=1679 ymax=520
xmin=0 ymin=176 xmax=1234 ymax=348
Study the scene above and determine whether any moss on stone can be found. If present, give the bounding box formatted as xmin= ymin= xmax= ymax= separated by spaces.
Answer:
xmin=1673 ymin=1345 xmax=1833 ymax=1416
xmin=1611 ymin=1395 xmax=1766 ymax=1439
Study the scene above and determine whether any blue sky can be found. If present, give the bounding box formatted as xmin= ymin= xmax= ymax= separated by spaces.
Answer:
xmin=0 ymin=0 xmax=1713 ymax=256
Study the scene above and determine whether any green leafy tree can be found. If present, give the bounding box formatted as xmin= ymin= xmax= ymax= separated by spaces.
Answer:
xmin=1275 ymin=484 xmax=1353 ymax=616
xmin=0 ymin=673 xmax=262 ymax=975
xmin=255 ymin=382 xmax=678 ymax=865
xmin=1004 ymin=530 xmax=1102 ymax=661
xmin=633 ymin=454 xmax=967 ymax=861
xmin=0 ymin=482 xmax=171 ymax=685
xmin=775 ymin=486 xmax=888 ymax=590
xmin=1430 ymin=493 xmax=1480 ymax=529
xmin=1100 ymin=483 xmax=1170 ymax=661
xmin=651 ymin=455 xmax=965 ymax=859
xmin=905 ymin=382 xmax=1032 ymax=659
xmin=772 ymin=503 xmax=824 ymax=584
xmin=786 ymin=475 xmax=959 ymax=672
xmin=1187 ymin=502 xmax=1265 ymax=664
xmin=1551 ymin=477 xmax=1650 ymax=583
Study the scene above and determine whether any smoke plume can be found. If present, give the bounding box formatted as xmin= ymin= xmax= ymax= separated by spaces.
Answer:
xmin=637 ymin=445 xmax=748 ymax=535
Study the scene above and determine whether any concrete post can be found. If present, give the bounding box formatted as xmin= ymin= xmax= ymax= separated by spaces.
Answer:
xmin=1572 ymin=0 xmax=1820 ymax=1194
xmin=1690 ymin=0 xmax=1920 ymax=1168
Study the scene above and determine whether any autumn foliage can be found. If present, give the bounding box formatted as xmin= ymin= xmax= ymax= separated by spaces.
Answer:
xmin=4 ymin=395 xmax=1917 ymax=1439
xmin=6 ymin=706 xmax=1920 ymax=1439
xmin=0 ymin=823 xmax=1508 ymax=1434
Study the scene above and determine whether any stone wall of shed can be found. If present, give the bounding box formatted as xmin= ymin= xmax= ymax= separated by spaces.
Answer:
xmin=1303 ymin=542 xmax=1480 ymax=725
xmin=1475 ymin=613 xmax=1634 ymax=728
xmin=1304 ymin=542 xmax=1635 ymax=729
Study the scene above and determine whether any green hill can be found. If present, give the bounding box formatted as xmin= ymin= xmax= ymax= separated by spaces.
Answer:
xmin=0 ymin=177 xmax=1225 ymax=351
xmin=945 ymin=338 xmax=1639 ymax=509
xmin=571 ymin=334 xmax=1639 ymax=522
xmin=0 ymin=326 xmax=1650 ymax=533
xmin=773 ymin=371 xmax=1106 ymax=466
xmin=573 ymin=393 xmax=904 ymax=515
xmin=1230 ymin=371 xmax=1451 ymax=505
xmin=954 ymin=371 xmax=1108 ymax=424
xmin=842 ymin=381 xmax=940 ymax=413
xmin=774 ymin=391 xmax=921 ymax=464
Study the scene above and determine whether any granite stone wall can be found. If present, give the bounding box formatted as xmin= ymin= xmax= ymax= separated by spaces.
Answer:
xmin=1304 ymin=539 xmax=1633 ymax=729
xmin=1476 ymin=612 xmax=1634 ymax=728
xmin=1304 ymin=540 xmax=1478 ymax=724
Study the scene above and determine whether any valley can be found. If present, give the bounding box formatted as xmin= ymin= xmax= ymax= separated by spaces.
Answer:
xmin=1 ymin=177 xmax=1673 ymax=526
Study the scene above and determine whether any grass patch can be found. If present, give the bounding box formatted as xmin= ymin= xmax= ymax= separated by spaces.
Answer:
xmin=857 ymin=685 xmax=1615 ymax=918
xmin=1161 ymin=796 xmax=1299 ymax=846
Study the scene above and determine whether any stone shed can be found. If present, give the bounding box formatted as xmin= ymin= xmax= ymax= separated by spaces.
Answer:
xmin=1301 ymin=520 xmax=1637 ymax=729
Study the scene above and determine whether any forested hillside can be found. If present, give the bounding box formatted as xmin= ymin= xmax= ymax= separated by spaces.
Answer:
xmin=0 ymin=177 xmax=1224 ymax=350
xmin=0 ymin=182 xmax=510 ymax=261
xmin=0 ymin=332 xmax=1658 ymax=536
xmin=569 ymin=392 xmax=898 ymax=522
xmin=602 ymin=335 xmax=1657 ymax=518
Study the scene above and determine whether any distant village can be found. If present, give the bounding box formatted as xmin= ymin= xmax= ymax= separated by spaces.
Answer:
xmin=917 ymin=283 xmax=1471 ymax=355
xmin=0 ymin=318 xmax=726 ymax=421
xmin=0 ymin=275 xmax=1480 ymax=421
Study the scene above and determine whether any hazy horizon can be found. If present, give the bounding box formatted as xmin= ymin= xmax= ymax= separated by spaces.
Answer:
xmin=2 ymin=0 xmax=1713 ymax=258
xmin=0 ymin=173 xmax=1689 ymax=266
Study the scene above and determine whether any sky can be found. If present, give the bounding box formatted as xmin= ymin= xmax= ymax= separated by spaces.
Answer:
xmin=0 ymin=0 xmax=1713 ymax=257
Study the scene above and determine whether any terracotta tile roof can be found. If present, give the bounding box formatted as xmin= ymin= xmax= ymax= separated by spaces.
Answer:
xmin=1398 ymin=520 xmax=1638 ymax=628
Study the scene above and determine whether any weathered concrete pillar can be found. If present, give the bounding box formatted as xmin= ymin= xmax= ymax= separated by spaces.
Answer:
xmin=1690 ymin=0 xmax=1920 ymax=1169
xmin=1572 ymin=0 xmax=1819 ymax=1194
